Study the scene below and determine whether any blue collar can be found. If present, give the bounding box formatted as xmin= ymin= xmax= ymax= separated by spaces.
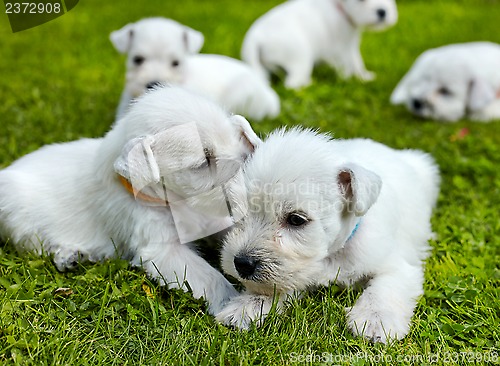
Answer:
xmin=346 ymin=219 xmax=361 ymax=242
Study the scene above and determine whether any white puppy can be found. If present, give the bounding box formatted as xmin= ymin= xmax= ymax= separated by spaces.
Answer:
xmin=0 ymin=86 xmax=261 ymax=315
xmin=391 ymin=42 xmax=500 ymax=122
xmin=111 ymin=17 xmax=280 ymax=121
xmin=241 ymin=0 xmax=398 ymax=89
xmin=216 ymin=128 xmax=440 ymax=343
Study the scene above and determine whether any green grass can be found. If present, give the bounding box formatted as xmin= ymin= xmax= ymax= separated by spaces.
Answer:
xmin=1 ymin=0 xmax=499 ymax=364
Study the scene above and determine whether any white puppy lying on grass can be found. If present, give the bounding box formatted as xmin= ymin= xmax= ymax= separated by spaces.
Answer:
xmin=391 ymin=42 xmax=500 ymax=122
xmin=0 ymin=86 xmax=261 ymax=315
xmin=241 ymin=0 xmax=398 ymax=89
xmin=111 ymin=17 xmax=280 ymax=121
xmin=216 ymin=128 xmax=440 ymax=343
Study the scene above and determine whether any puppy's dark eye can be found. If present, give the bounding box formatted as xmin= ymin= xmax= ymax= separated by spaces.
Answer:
xmin=171 ymin=60 xmax=180 ymax=67
xmin=286 ymin=212 xmax=309 ymax=227
xmin=437 ymin=87 xmax=452 ymax=96
xmin=133 ymin=55 xmax=145 ymax=66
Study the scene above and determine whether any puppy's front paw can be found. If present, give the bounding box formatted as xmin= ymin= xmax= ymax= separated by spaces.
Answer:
xmin=345 ymin=304 xmax=410 ymax=343
xmin=215 ymin=294 xmax=274 ymax=330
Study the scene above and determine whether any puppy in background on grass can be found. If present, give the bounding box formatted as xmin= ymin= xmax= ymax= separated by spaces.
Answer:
xmin=0 ymin=86 xmax=261 ymax=315
xmin=216 ymin=128 xmax=440 ymax=343
xmin=111 ymin=17 xmax=280 ymax=121
xmin=241 ymin=0 xmax=398 ymax=89
xmin=391 ymin=42 xmax=500 ymax=122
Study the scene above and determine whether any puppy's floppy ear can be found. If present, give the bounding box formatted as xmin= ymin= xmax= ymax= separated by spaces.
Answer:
xmin=114 ymin=135 xmax=161 ymax=190
xmin=230 ymin=115 xmax=262 ymax=155
xmin=110 ymin=23 xmax=135 ymax=54
xmin=390 ymin=79 xmax=409 ymax=105
xmin=337 ymin=163 xmax=382 ymax=216
xmin=182 ymin=27 xmax=204 ymax=54
xmin=467 ymin=78 xmax=496 ymax=112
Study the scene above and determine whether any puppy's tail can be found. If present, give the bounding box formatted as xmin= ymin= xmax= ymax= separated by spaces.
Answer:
xmin=241 ymin=36 xmax=269 ymax=82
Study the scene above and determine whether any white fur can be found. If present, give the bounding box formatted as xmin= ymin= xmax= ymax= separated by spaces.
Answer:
xmin=391 ymin=42 xmax=500 ymax=122
xmin=241 ymin=0 xmax=398 ymax=89
xmin=111 ymin=17 xmax=280 ymax=121
xmin=0 ymin=86 xmax=262 ymax=315
xmin=216 ymin=128 xmax=440 ymax=343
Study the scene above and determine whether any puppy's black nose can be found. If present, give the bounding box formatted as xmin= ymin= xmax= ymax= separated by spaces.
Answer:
xmin=234 ymin=255 xmax=259 ymax=279
xmin=412 ymin=98 xmax=424 ymax=111
xmin=376 ymin=8 xmax=386 ymax=20
xmin=146 ymin=81 xmax=162 ymax=90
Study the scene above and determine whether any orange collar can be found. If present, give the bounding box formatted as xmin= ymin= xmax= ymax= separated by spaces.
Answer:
xmin=118 ymin=175 xmax=168 ymax=205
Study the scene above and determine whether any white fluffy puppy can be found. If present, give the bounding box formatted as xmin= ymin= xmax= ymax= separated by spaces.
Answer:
xmin=241 ymin=0 xmax=398 ymax=89
xmin=391 ymin=42 xmax=500 ymax=122
xmin=111 ymin=17 xmax=280 ymax=121
xmin=0 ymin=86 xmax=261 ymax=315
xmin=216 ymin=129 xmax=440 ymax=343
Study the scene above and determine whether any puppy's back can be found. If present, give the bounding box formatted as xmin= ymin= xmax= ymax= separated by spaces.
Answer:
xmin=330 ymin=138 xmax=440 ymax=210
